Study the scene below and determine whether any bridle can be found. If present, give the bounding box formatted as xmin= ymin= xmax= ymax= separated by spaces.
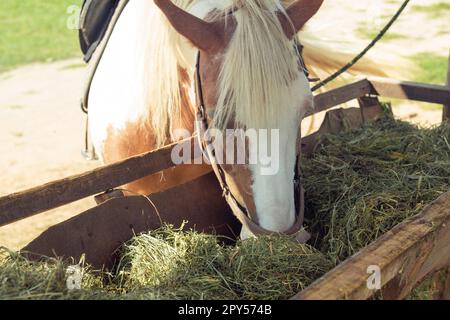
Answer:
xmin=194 ymin=40 xmax=311 ymax=242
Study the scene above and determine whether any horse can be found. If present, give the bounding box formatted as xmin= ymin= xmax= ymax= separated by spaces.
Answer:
xmin=88 ymin=0 xmax=386 ymax=239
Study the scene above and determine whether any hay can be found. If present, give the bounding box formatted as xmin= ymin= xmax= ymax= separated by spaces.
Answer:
xmin=117 ymin=227 xmax=332 ymax=300
xmin=117 ymin=227 xmax=237 ymax=300
xmin=0 ymin=232 xmax=330 ymax=300
xmin=0 ymin=248 xmax=108 ymax=300
xmin=0 ymin=118 xmax=448 ymax=300
xmin=302 ymin=118 xmax=449 ymax=264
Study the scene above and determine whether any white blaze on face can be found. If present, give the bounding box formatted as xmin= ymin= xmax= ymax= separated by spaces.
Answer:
xmin=244 ymin=74 xmax=313 ymax=236
xmin=191 ymin=0 xmax=315 ymax=236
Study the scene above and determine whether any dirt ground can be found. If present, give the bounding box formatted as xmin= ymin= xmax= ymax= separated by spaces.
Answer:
xmin=0 ymin=59 xmax=100 ymax=249
xmin=0 ymin=0 xmax=447 ymax=250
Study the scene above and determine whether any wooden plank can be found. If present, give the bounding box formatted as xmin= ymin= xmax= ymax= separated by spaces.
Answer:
xmin=292 ymin=191 xmax=450 ymax=300
xmin=358 ymin=96 xmax=382 ymax=110
xmin=369 ymin=77 xmax=450 ymax=105
xmin=22 ymin=172 xmax=240 ymax=269
xmin=0 ymin=137 xmax=195 ymax=227
xmin=308 ymin=79 xmax=372 ymax=117
xmin=443 ymin=51 xmax=450 ymax=122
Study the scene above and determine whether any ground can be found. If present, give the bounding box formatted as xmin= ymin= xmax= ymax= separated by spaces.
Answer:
xmin=0 ymin=59 xmax=99 ymax=249
xmin=0 ymin=0 xmax=448 ymax=250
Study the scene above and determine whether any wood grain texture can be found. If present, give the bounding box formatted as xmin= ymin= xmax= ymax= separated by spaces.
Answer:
xmin=309 ymin=79 xmax=372 ymax=117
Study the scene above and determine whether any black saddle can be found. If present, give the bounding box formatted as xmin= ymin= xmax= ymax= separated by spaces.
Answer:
xmin=79 ymin=0 xmax=121 ymax=62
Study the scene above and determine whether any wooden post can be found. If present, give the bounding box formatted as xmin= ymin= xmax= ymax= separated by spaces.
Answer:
xmin=443 ymin=50 xmax=450 ymax=122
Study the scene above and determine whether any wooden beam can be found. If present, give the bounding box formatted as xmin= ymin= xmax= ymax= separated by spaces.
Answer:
xmin=308 ymin=79 xmax=372 ymax=117
xmin=369 ymin=77 xmax=450 ymax=105
xmin=292 ymin=191 xmax=450 ymax=300
xmin=0 ymin=137 xmax=195 ymax=227
xmin=443 ymin=51 xmax=450 ymax=122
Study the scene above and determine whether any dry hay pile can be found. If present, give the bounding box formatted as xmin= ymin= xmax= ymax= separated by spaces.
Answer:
xmin=116 ymin=228 xmax=331 ymax=299
xmin=1 ymin=118 xmax=448 ymax=300
xmin=303 ymin=118 xmax=449 ymax=264
xmin=0 ymin=234 xmax=330 ymax=300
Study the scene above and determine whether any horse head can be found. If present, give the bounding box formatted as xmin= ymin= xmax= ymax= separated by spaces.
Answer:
xmin=157 ymin=0 xmax=319 ymax=239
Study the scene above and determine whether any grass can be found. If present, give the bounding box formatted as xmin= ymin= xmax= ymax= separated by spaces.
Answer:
xmin=0 ymin=0 xmax=83 ymax=73
xmin=356 ymin=24 xmax=404 ymax=42
xmin=411 ymin=52 xmax=448 ymax=85
xmin=411 ymin=2 xmax=450 ymax=18
xmin=1 ymin=117 xmax=449 ymax=300
xmin=386 ymin=51 xmax=448 ymax=111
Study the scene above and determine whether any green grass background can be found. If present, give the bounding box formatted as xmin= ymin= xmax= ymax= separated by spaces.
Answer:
xmin=0 ymin=0 xmax=82 ymax=73
xmin=411 ymin=52 xmax=448 ymax=85
xmin=412 ymin=2 xmax=450 ymax=18
xmin=0 ymin=0 xmax=447 ymax=87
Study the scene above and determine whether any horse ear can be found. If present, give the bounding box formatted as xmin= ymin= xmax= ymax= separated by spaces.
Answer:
xmin=155 ymin=1 xmax=224 ymax=53
xmin=278 ymin=13 xmax=297 ymax=40
xmin=184 ymin=22 xmax=225 ymax=53
xmin=284 ymin=0 xmax=324 ymax=38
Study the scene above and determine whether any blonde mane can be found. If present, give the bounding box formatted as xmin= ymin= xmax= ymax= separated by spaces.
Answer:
xmin=214 ymin=0 xmax=301 ymax=130
xmin=144 ymin=0 xmax=196 ymax=147
xmin=144 ymin=0 xmax=395 ymax=146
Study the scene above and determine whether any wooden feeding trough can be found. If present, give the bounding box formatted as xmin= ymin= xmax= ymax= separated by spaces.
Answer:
xmin=0 ymin=74 xmax=449 ymax=300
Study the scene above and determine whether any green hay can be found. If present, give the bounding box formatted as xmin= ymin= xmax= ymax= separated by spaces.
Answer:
xmin=0 ymin=118 xmax=448 ymax=300
xmin=0 ymin=248 xmax=108 ymax=300
xmin=117 ymin=227 xmax=239 ymax=300
xmin=303 ymin=118 xmax=449 ymax=264
xmin=117 ymin=227 xmax=332 ymax=300
xmin=0 ymin=232 xmax=331 ymax=300
xmin=408 ymin=275 xmax=441 ymax=300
